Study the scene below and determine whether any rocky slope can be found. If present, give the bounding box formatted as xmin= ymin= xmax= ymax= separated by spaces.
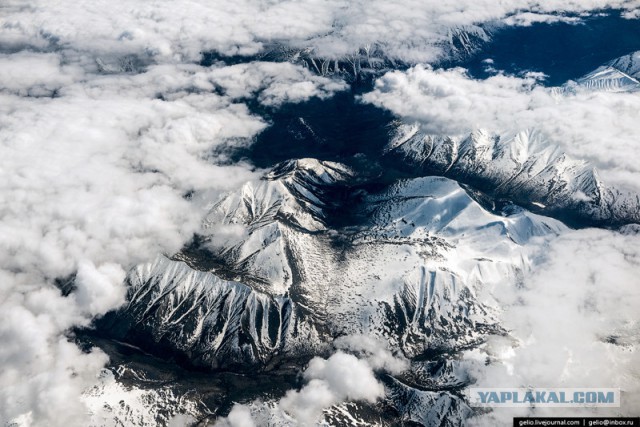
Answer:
xmin=84 ymin=49 xmax=640 ymax=427
xmin=385 ymin=125 xmax=640 ymax=227
xmin=575 ymin=50 xmax=640 ymax=92
xmin=91 ymin=157 xmax=565 ymax=425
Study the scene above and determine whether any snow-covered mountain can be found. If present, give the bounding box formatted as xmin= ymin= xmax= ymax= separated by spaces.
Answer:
xmin=575 ymin=50 xmax=640 ymax=92
xmin=93 ymin=156 xmax=564 ymax=424
xmin=379 ymin=51 xmax=640 ymax=229
xmin=84 ymin=48 xmax=640 ymax=427
xmin=228 ymin=25 xmax=490 ymax=82
xmin=83 ymin=369 xmax=204 ymax=427
xmin=385 ymin=125 xmax=640 ymax=227
xmin=106 ymin=159 xmax=563 ymax=366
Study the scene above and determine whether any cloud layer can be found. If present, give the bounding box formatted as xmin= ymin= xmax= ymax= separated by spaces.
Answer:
xmin=2 ymin=0 xmax=639 ymax=63
xmin=2 ymin=1 xmax=640 ymax=426
xmin=466 ymin=227 xmax=640 ymax=423
xmin=0 ymin=49 xmax=346 ymax=426
xmin=215 ymin=336 xmax=406 ymax=426
xmin=363 ymin=64 xmax=640 ymax=192
xmin=360 ymin=54 xmax=640 ymax=422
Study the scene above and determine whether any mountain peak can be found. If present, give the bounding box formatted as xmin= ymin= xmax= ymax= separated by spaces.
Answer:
xmin=266 ymin=158 xmax=353 ymax=184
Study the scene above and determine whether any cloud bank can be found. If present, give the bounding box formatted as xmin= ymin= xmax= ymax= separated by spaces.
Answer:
xmin=466 ymin=227 xmax=640 ymax=424
xmin=0 ymin=48 xmax=346 ymax=426
xmin=2 ymin=1 xmax=640 ymax=426
xmin=360 ymin=51 xmax=640 ymax=422
xmin=216 ymin=336 xmax=406 ymax=426
xmin=363 ymin=64 xmax=640 ymax=192
xmin=279 ymin=352 xmax=384 ymax=425
xmin=2 ymin=0 xmax=639 ymax=64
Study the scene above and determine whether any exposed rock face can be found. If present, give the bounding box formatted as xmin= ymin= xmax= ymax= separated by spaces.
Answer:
xmin=385 ymin=126 xmax=640 ymax=227
xmin=88 ymin=50 xmax=640 ymax=426
xmin=101 ymin=158 xmax=562 ymax=375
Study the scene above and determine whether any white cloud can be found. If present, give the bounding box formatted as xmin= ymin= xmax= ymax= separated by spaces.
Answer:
xmin=216 ymin=343 xmax=394 ymax=426
xmin=2 ymin=2 xmax=639 ymax=425
xmin=0 ymin=50 xmax=348 ymax=426
xmin=363 ymin=64 xmax=640 ymax=192
xmin=279 ymin=351 xmax=384 ymax=425
xmin=0 ymin=276 xmax=111 ymax=427
xmin=465 ymin=227 xmax=640 ymax=423
xmin=0 ymin=52 xmax=83 ymax=96
xmin=204 ymin=62 xmax=348 ymax=106
xmin=333 ymin=334 xmax=409 ymax=374
xmin=502 ymin=12 xmax=581 ymax=26
xmin=1 ymin=0 xmax=639 ymax=64
xmin=361 ymin=62 xmax=640 ymax=422
xmin=214 ymin=405 xmax=257 ymax=427
xmin=623 ymin=9 xmax=640 ymax=18
xmin=73 ymin=261 xmax=127 ymax=317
